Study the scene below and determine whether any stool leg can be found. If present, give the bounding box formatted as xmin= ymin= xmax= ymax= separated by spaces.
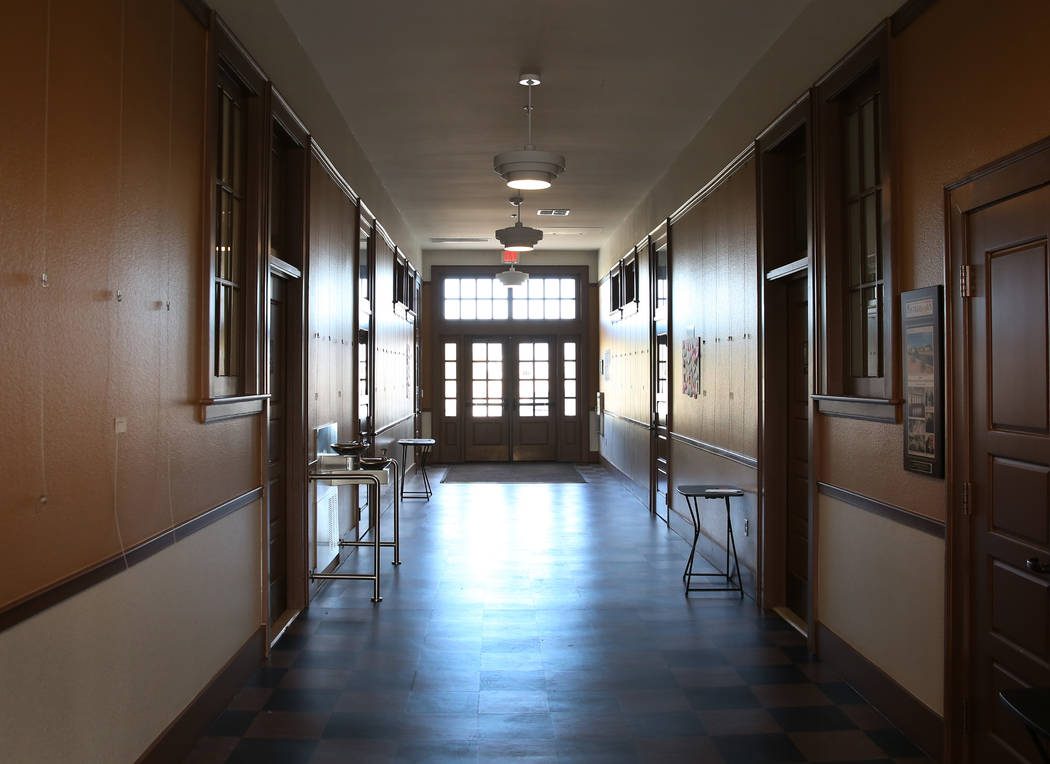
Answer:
xmin=372 ymin=479 xmax=382 ymax=602
xmin=399 ymin=443 xmax=407 ymax=501
xmin=684 ymin=498 xmax=700 ymax=582
xmin=726 ymin=496 xmax=743 ymax=599
xmin=392 ymin=459 xmax=401 ymax=566
xmin=421 ymin=445 xmax=431 ymax=499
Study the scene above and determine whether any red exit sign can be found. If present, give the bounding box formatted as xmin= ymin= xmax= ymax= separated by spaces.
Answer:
xmin=502 ymin=250 xmax=519 ymax=264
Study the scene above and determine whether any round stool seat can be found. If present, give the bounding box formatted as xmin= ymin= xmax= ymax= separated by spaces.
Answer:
xmin=677 ymin=484 xmax=744 ymax=498
xmin=397 ymin=438 xmax=436 ymax=446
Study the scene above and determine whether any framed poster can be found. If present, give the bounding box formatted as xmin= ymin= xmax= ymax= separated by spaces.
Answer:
xmin=901 ymin=286 xmax=944 ymax=477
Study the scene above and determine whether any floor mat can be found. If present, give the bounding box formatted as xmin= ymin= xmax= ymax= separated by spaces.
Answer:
xmin=441 ymin=462 xmax=586 ymax=484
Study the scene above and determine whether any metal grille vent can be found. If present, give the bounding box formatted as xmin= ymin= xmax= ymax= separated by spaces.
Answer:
xmin=537 ymin=209 xmax=571 ymax=216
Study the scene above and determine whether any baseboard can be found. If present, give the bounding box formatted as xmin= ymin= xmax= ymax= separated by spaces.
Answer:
xmin=598 ymin=455 xmax=649 ymax=509
xmin=137 ymin=626 xmax=265 ymax=763
xmin=816 ymin=622 xmax=943 ymax=761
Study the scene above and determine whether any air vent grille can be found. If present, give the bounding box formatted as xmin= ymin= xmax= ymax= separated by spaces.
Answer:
xmin=537 ymin=209 xmax=571 ymax=216
xmin=430 ymin=237 xmax=490 ymax=244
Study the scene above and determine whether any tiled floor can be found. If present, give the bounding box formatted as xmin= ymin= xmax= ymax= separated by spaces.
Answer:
xmin=186 ymin=464 xmax=929 ymax=763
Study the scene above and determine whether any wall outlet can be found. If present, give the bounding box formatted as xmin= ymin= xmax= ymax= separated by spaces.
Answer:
xmin=114 ymin=417 xmax=127 ymax=434
xmin=744 ymin=518 xmax=750 ymax=536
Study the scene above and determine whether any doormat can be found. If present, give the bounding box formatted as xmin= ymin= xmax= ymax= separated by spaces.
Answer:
xmin=441 ymin=462 xmax=586 ymax=484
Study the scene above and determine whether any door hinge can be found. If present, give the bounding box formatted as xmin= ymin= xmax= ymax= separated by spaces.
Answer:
xmin=961 ymin=264 xmax=974 ymax=298
xmin=962 ymin=481 xmax=974 ymax=516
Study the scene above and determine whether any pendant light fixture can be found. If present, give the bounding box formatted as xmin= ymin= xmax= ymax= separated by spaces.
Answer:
xmin=493 ymin=73 xmax=565 ymax=190
xmin=495 ymin=196 xmax=543 ymax=252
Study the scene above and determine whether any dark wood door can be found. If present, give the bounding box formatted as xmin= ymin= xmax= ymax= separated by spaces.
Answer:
xmin=464 ymin=339 xmax=509 ymax=461
xmin=511 ymin=337 xmax=557 ymax=461
xmin=267 ymin=272 xmax=288 ymax=624
xmin=785 ymin=274 xmax=810 ymax=619
xmin=967 ymin=182 xmax=1050 ymax=762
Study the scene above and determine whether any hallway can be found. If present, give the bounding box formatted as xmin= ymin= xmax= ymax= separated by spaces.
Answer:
xmin=188 ymin=466 xmax=926 ymax=763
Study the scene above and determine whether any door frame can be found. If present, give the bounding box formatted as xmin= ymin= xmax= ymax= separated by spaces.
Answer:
xmin=429 ymin=264 xmax=591 ymax=463
xmin=649 ymin=220 xmax=672 ymax=522
xmin=756 ymin=94 xmax=816 ymax=645
xmin=262 ymin=88 xmax=310 ymax=651
xmin=945 ymin=135 xmax=1050 ymax=764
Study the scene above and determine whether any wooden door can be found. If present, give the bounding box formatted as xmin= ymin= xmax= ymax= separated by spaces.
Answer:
xmin=965 ymin=182 xmax=1050 ymax=763
xmin=785 ymin=274 xmax=810 ymax=619
xmin=464 ymin=338 xmax=509 ymax=461
xmin=512 ymin=337 xmax=557 ymax=461
xmin=267 ymin=272 xmax=288 ymax=624
xmin=653 ymin=328 xmax=671 ymax=523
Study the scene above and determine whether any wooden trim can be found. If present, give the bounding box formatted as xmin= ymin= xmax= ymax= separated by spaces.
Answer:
xmin=374 ymin=411 xmax=415 ymax=436
xmin=813 ymin=394 xmax=900 ymax=422
xmin=603 ymin=409 xmax=651 ymax=430
xmin=138 ymin=627 xmax=265 ymax=764
xmin=817 ymin=482 xmax=944 ymax=538
xmin=766 ymin=257 xmax=808 ymax=281
xmin=670 ymin=143 xmax=756 ymax=225
xmin=945 ymin=134 xmax=1050 ymax=209
xmin=816 ymin=623 xmax=944 ymax=760
xmin=178 ymin=0 xmax=210 ymax=28
xmin=269 ymin=86 xmax=310 ymax=147
xmin=669 ymin=431 xmax=758 ymax=469
xmin=200 ymin=394 xmax=268 ymax=422
xmin=0 ymin=487 xmax=263 ymax=634
xmin=309 ymin=139 xmax=358 ymax=202
xmin=269 ymin=255 xmax=302 ymax=280
xmin=890 ymin=0 xmax=937 ymax=36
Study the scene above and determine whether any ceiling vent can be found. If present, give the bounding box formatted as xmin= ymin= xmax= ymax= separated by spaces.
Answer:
xmin=537 ymin=209 xmax=571 ymax=216
xmin=430 ymin=237 xmax=490 ymax=244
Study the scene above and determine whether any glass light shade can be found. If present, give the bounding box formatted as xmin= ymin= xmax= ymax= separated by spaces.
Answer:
xmin=507 ymin=175 xmax=552 ymax=190
xmin=493 ymin=149 xmax=565 ymax=189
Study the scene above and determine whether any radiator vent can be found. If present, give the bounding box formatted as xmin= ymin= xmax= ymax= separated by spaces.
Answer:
xmin=537 ymin=209 xmax=571 ymax=216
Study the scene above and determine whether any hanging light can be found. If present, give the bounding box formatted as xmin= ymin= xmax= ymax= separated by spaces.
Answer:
xmin=496 ymin=264 xmax=529 ymax=288
xmin=493 ymin=73 xmax=565 ymax=190
xmin=495 ymin=196 xmax=543 ymax=252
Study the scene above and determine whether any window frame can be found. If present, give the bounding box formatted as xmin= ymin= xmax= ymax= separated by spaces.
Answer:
xmin=200 ymin=17 xmax=268 ymax=423
xmin=393 ymin=247 xmax=418 ymax=319
xmin=814 ymin=24 xmax=897 ymax=418
xmin=606 ymin=248 xmax=640 ymax=320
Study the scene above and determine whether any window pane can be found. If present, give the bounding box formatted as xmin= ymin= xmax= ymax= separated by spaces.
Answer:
xmin=535 ymin=362 xmax=549 ymax=379
xmin=473 ymin=380 xmax=486 ymax=398
xmin=564 ymin=379 xmax=576 ymax=397
xmin=565 ymin=399 xmax=577 ymax=417
xmin=445 ymin=380 xmax=457 ymax=398
xmin=488 ymin=380 xmax=502 ymax=398
xmin=461 ymin=300 xmax=476 ymax=320
xmin=561 ymin=300 xmax=574 ymax=319
xmin=561 ymin=278 xmax=574 ymax=298
xmin=487 ymin=405 xmax=502 ymax=417
xmin=488 ymin=343 xmax=502 ymax=361
xmin=520 ymin=405 xmax=534 ymax=417
xmin=520 ymin=380 xmax=534 ymax=398
xmin=544 ymin=279 xmax=558 ymax=298
xmin=487 ymin=361 xmax=502 ymax=379
xmin=862 ymin=96 xmax=878 ymax=188
xmin=528 ymin=279 xmax=543 ymax=299
xmin=564 ymin=342 xmax=576 ymax=361
xmin=846 ymin=108 xmax=860 ymax=196
xmin=477 ymin=300 xmax=492 ymax=320
xmin=473 ymin=405 xmax=486 ymax=417
xmin=545 ymin=299 xmax=558 ymax=319
xmin=535 ymin=405 xmax=548 ymax=416
xmin=535 ymin=343 xmax=548 ymax=361
xmin=444 ymin=361 xmax=456 ymax=379
xmin=847 ymin=200 xmax=862 ymax=286
xmin=444 ymin=399 xmax=456 ymax=416
xmin=444 ymin=342 xmax=456 ymax=361
xmin=445 ymin=300 xmax=460 ymax=320
xmin=472 ymin=342 xmax=486 ymax=359
xmin=494 ymin=300 xmax=509 ymax=320
xmin=519 ymin=363 xmax=533 ymax=380
xmin=512 ymin=298 xmax=528 ymax=319
xmin=445 ymin=278 xmax=459 ymax=298
xmin=473 ymin=362 xmax=486 ymax=380
xmin=477 ymin=279 xmax=491 ymax=298
xmin=864 ymin=192 xmax=879 ymax=282
xmin=565 ymin=361 xmax=576 ymax=379
xmin=535 ymin=380 xmax=549 ymax=398
xmin=519 ymin=343 xmax=533 ymax=361
xmin=461 ymin=278 xmax=476 ymax=298
xmin=529 ymin=300 xmax=543 ymax=320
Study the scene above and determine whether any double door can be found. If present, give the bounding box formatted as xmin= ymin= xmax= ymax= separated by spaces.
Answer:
xmin=463 ymin=336 xmax=560 ymax=462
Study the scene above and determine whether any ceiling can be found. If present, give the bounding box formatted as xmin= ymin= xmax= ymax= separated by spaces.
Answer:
xmin=273 ymin=0 xmax=811 ymax=251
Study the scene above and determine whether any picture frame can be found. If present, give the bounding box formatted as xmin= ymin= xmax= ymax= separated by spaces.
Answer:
xmin=900 ymin=286 xmax=944 ymax=477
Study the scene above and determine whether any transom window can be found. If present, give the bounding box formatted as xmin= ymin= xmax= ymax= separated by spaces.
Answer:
xmin=518 ymin=342 xmax=550 ymax=417
xmin=443 ymin=277 xmax=576 ymax=321
xmin=471 ymin=342 xmax=504 ymax=417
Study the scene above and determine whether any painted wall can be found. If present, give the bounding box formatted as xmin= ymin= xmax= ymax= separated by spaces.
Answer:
xmin=0 ymin=503 xmax=261 ymax=764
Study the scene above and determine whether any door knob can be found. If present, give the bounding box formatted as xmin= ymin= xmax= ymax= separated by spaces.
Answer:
xmin=1027 ymin=558 xmax=1050 ymax=574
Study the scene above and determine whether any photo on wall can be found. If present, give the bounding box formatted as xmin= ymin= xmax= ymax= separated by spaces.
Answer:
xmin=900 ymin=286 xmax=944 ymax=477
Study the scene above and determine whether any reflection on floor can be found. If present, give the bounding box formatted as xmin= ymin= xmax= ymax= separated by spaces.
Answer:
xmin=187 ymin=464 xmax=929 ymax=763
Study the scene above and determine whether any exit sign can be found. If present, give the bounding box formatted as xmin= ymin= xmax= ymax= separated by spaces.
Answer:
xmin=502 ymin=250 xmax=519 ymax=264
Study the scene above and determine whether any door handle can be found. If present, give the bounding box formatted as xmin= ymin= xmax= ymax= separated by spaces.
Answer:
xmin=1027 ymin=557 xmax=1050 ymax=574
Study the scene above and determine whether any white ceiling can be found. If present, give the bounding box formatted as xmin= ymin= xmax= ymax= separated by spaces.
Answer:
xmin=274 ymin=0 xmax=811 ymax=251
